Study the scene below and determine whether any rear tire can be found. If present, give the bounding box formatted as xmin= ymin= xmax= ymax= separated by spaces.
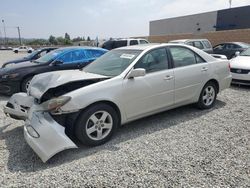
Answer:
xmin=21 ymin=76 xmax=33 ymax=92
xmin=75 ymin=103 xmax=118 ymax=146
xmin=197 ymin=82 xmax=217 ymax=109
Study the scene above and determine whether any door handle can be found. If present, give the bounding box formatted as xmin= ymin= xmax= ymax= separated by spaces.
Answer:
xmin=164 ymin=75 xmax=174 ymax=80
xmin=201 ymin=67 xmax=208 ymax=72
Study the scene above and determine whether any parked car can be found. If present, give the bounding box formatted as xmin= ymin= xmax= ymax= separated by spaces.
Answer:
xmin=169 ymin=39 xmax=213 ymax=54
xmin=12 ymin=46 xmax=34 ymax=53
xmin=4 ymin=43 xmax=232 ymax=162
xmin=0 ymin=47 xmax=108 ymax=95
xmin=213 ymin=42 xmax=249 ymax=59
xmin=101 ymin=38 xmax=149 ymax=50
xmin=2 ymin=47 xmax=57 ymax=68
xmin=230 ymin=48 xmax=250 ymax=85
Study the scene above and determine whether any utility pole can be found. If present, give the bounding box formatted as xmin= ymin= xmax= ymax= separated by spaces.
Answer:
xmin=1 ymin=19 xmax=7 ymax=46
xmin=17 ymin=26 xmax=22 ymax=45
xmin=229 ymin=0 xmax=232 ymax=8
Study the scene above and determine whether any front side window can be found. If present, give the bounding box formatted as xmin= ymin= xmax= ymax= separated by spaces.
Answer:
xmin=58 ymin=50 xmax=86 ymax=63
xmin=169 ymin=47 xmax=205 ymax=68
xmin=193 ymin=41 xmax=204 ymax=49
xmin=134 ymin=48 xmax=169 ymax=73
xmin=114 ymin=41 xmax=127 ymax=48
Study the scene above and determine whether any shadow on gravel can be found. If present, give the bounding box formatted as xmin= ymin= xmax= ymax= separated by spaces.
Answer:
xmin=1 ymin=100 xmax=226 ymax=173
xmin=230 ymin=84 xmax=250 ymax=91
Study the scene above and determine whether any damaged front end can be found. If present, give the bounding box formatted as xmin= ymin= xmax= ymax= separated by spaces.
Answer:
xmin=3 ymin=70 xmax=110 ymax=162
xmin=4 ymin=92 xmax=78 ymax=162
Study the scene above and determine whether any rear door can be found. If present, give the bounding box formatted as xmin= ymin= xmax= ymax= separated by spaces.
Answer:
xmin=123 ymin=47 xmax=174 ymax=119
xmin=168 ymin=46 xmax=208 ymax=104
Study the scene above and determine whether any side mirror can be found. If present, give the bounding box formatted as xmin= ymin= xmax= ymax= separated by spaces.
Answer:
xmin=52 ymin=60 xmax=63 ymax=66
xmin=127 ymin=68 xmax=146 ymax=79
xmin=235 ymin=51 xmax=240 ymax=56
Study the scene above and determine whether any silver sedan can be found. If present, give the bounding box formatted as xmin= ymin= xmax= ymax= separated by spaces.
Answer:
xmin=4 ymin=43 xmax=232 ymax=162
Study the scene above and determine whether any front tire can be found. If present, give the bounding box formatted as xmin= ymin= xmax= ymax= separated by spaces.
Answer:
xmin=14 ymin=50 xmax=18 ymax=53
xmin=75 ymin=103 xmax=118 ymax=146
xmin=197 ymin=82 xmax=217 ymax=109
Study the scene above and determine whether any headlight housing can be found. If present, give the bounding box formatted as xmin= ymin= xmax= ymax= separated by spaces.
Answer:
xmin=1 ymin=73 xmax=19 ymax=79
xmin=41 ymin=96 xmax=71 ymax=112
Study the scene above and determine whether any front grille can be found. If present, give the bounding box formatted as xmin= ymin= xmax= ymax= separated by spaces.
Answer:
xmin=232 ymin=79 xmax=250 ymax=85
xmin=231 ymin=68 xmax=250 ymax=74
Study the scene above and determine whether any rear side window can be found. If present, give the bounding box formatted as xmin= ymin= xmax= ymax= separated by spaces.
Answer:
xmin=130 ymin=40 xmax=138 ymax=45
xmin=213 ymin=44 xmax=225 ymax=50
xmin=193 ymin=41 xmax=204 ymax=49
xmin=169 ymin=47 xmax=205 ymax=68
xmin=134 ymin=48 xmax=169 ymax=73
xmin=114 ymin=40 xmax=127 ymax=48
xmin=202 ymin=40 xmax=212 ymax=48
xmin=86 ymin=49 xmax=106 ymax=58
xmin=139 ymin=40 xmax=148 ymax=44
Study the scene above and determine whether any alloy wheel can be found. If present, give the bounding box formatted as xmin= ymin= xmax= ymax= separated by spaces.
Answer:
xmin=202 ymin=86 xmax=215 ymax=106
xmin=85 ymin=111 xmax=113 ymax=141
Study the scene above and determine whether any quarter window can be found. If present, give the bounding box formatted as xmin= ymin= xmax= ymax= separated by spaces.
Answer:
xmin=134 ymin=48 xmax=169 ymax=73
xmin=169 ymin=47 xmax=205 ymax=68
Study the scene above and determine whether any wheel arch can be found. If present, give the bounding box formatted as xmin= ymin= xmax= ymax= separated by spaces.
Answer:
xmin=206 ymin=79 xmax=220 ymax=94
xmin=20 ymin=74 xmax=35 ymax=91
xmin=77 ymin=100 xmax=122 ymax=126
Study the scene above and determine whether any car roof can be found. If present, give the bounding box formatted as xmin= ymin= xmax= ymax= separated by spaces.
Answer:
xmin=114 ymin=43 xmax=160 ymax=50
xmin=114 ymin=43 xmax=205 ymax=51
xmin=55 ymin=46 xmax=107 ymax=52
xmin=215 ymin=42 xmax=249 ymax=46
xmin=169 ymin=39 xmax=209 ymax=43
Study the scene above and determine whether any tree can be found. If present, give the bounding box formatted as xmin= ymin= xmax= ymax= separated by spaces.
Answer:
xmin=87 ymin=36 xmax=91 ymax=41
xmin=82 ymin=37 xmax=85 ymax=41
xmin=48 ymin=35 xmax=58 ymax=45
xmin=65 ymin=33 xmax=71 ymax=40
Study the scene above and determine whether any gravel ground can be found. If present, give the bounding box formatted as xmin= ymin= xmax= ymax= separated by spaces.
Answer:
xmin=0 ymin=51 xmax=249 ymax=187
xmin=0 ymin=51 xmax=26 ymax=67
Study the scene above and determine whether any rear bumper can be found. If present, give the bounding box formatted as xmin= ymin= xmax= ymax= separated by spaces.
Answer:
xmin=4 ymin=92 xmax=78 ymax=162
xmin=219 ymin=74 xmax=232 ymax=91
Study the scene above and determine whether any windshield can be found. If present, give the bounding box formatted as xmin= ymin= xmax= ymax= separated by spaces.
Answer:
xmin=84 ymin=49 xmax=142 ymax=76
xmin=34 ymin=49 xmax=66 ymax=64
xmin=26 ymin=50 xmax=40 ymax=59
xmin=240 ymin=48 xmax=250 ymax=56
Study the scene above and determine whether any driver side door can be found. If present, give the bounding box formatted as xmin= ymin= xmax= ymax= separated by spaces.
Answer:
xmin=122 ymin=47 xmax=174 ymax=120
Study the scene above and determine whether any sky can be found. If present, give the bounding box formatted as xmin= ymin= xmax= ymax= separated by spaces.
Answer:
xmin=0 ymin=0 xmax=250 ymax=39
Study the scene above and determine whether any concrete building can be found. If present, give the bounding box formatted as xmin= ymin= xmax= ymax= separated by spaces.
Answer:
xmin=150 ymin=5 xmax=250 ymax=36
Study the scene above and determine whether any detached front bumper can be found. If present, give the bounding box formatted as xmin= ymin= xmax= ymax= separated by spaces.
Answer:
xmin=4 ymin=92 xmax=78 ymax=162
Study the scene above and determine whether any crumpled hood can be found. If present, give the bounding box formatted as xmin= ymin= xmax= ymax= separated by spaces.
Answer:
xmin=29 ymin=70 xmax=108 ymax=99
xmin=230 ymin=56 xmax=250 ymax=69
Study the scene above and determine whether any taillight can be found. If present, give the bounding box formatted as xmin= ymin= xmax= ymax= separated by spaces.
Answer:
xmin=228 ymin=63 xmax=231 ymax=70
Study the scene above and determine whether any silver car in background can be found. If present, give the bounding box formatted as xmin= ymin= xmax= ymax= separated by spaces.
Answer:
xmin=4 ymin=43 xmax=232 ymax=162
xmin=230 ymin=48 xmax=250 ymax=85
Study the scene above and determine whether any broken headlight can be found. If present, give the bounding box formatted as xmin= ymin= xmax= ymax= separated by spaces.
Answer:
xmin=41 ymin=96 xmax=71 ymax=111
